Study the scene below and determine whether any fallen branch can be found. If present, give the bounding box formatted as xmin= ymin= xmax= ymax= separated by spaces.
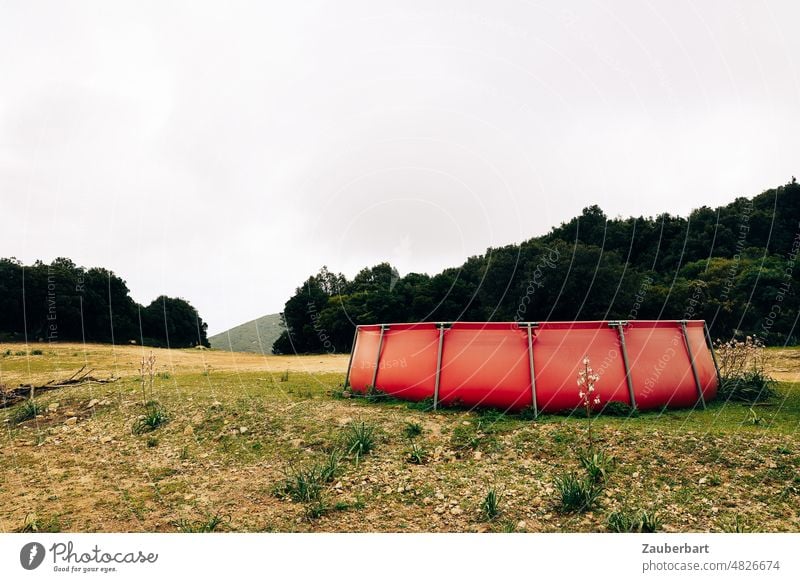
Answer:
xmin=0 ymin=368 xmax=118 ymax=409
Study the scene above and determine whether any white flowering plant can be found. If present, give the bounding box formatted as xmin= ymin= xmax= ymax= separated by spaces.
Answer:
xmin=577 ymin=356 xmax=601 ymax=418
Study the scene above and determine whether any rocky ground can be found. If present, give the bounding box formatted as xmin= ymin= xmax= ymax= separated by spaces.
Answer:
xmin=1 ymin=344 xmax=798 ymax=532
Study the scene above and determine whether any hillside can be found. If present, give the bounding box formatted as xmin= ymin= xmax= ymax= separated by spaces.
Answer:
xmin=208 ymin=313 xmax=285 ymax=354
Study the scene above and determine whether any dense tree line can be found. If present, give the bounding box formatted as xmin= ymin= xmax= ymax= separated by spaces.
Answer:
xmin=274 ymin=179 xmax=800 ymax=354
xmin=0 ymin=257 xmax=209 ymax=348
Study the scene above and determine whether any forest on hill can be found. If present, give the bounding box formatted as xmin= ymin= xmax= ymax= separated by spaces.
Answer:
xmin=0 ymin=257 xmax=209 ymax=348
xmin=274 ymin=179 xmax=800 ymax=354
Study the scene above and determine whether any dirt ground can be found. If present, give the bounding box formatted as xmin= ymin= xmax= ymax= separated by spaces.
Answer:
xmin=1 ymin=343 xmax=798 ymax=533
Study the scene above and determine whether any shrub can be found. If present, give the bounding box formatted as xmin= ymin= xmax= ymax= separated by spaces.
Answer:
xmin=554 ymin=471 xmax=601 ymax=513
xmin=279 ymin=370 xmax=289 ymax=382
xmin=715 ymin=337 xmax=777 ymax=403
xmin=132 ymin=401 xmax=169 ymax=434
xmin=30 ymin=349 xmax=43 ymax=356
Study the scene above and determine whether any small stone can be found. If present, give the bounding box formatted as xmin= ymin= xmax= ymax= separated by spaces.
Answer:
xmin=100 ymin=436 xmax=113 ymax=444
xmin=239 ymin=427 xmax=248 ymax=434
xmin=64 ymin=410 xmax=76 ymax=417
xmin=47 ymin=403 xmax=59 ymax=412
xmin=473 ymin=451 xmax=482 ymax=460
xmin=334 ymin=482 xmax=343 ymax=490
xmin=435 ymin=492 xmax=445 ymax=500
xmin=183 ymin=426 xmax=194 ymax=436
xmin=64 ymin=417 xmax=78 ymax=426
xmin=698 ymin=477 xmax=707 ymax=484
xmin=434 ymin=506 xmax=446 ymax=514
xmin=517 ymin=520 xmax=527 ymax=530
xmin=422 ymin=497 xmax=433 ymax=505
xmin=450 ymin=506 xmax=463 ymax=515
xmin=87 ymin=399 xmax=99 ymax=408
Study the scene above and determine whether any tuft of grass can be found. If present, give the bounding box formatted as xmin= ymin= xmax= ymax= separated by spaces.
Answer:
xmin=319 ymin=450 xmax=342 ymax=483
xmin=606 ymin=509 xmax=661 ymax=532
xmin=279 ymin=370 xmax=289 ymax=382
xmin=481 ymin=488 xmax=502 ymax=521
xmin=554 ymin=471 xmax=601 ymax=513
xmin=274 ymin=455 xmax=340 ymax=504
xmin=578 ymin=448 xmax=616 ymax=484
xmin=405 ymin=397 xmax=434 ymax=411
xmin=776 ymin=444 xmax=793 ymax=455
xmin=745 ymin=408 xmax=765 ymax=426
xmin=174 ymin=512 xmax=228 ymax=532
xmin=720 ymin=514 xmax=753 ymax=533
xmin=11 ymin=398 xmax=41 ymax=424
xmin=719 ymin=370 xmax=778 ymax=403
xmin=146 ymin=436 xmax=159 ymax=448
xmin=132 ymin=401 xmax=169 ymax=434
xmin=406 ymin=441 xmax=430 ymax=465
xmin=403 ymin=421 xmax=423 ymax=440
xmin=16 ymin=513 xmax=62 ymax=533
xmin=30 ymin=349 xmax=44 ymax=356
xmin=601 ymin=401 xmax=639 ymax=417
xmin=450 ymin=422 xmax=498 ymax=452
xmin=344 ymin=421 xmax=376 ymax=464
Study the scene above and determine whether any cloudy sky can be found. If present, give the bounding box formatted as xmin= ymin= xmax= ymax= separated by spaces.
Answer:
xmin=1 ymin=1 xmax=799 ymax=335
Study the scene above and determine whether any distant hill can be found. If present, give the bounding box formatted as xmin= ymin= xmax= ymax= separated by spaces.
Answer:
xmin=208 ymin=313 xmax=284 ymax=354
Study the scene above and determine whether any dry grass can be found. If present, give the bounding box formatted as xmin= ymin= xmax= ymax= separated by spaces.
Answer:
xmin=1 ymin=343 xmax=798 ymax=533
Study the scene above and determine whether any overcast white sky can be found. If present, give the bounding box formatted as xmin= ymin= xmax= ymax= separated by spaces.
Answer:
xmin=1 ymin=1 xmax=799 ymax=335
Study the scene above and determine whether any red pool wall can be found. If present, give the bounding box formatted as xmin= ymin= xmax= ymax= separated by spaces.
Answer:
xmin=346 ymin=320 xmax=718 ymax=412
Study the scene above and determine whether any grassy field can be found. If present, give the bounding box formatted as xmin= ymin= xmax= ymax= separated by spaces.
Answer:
xmin=1 ymin=343 xmax=798 ymax=533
